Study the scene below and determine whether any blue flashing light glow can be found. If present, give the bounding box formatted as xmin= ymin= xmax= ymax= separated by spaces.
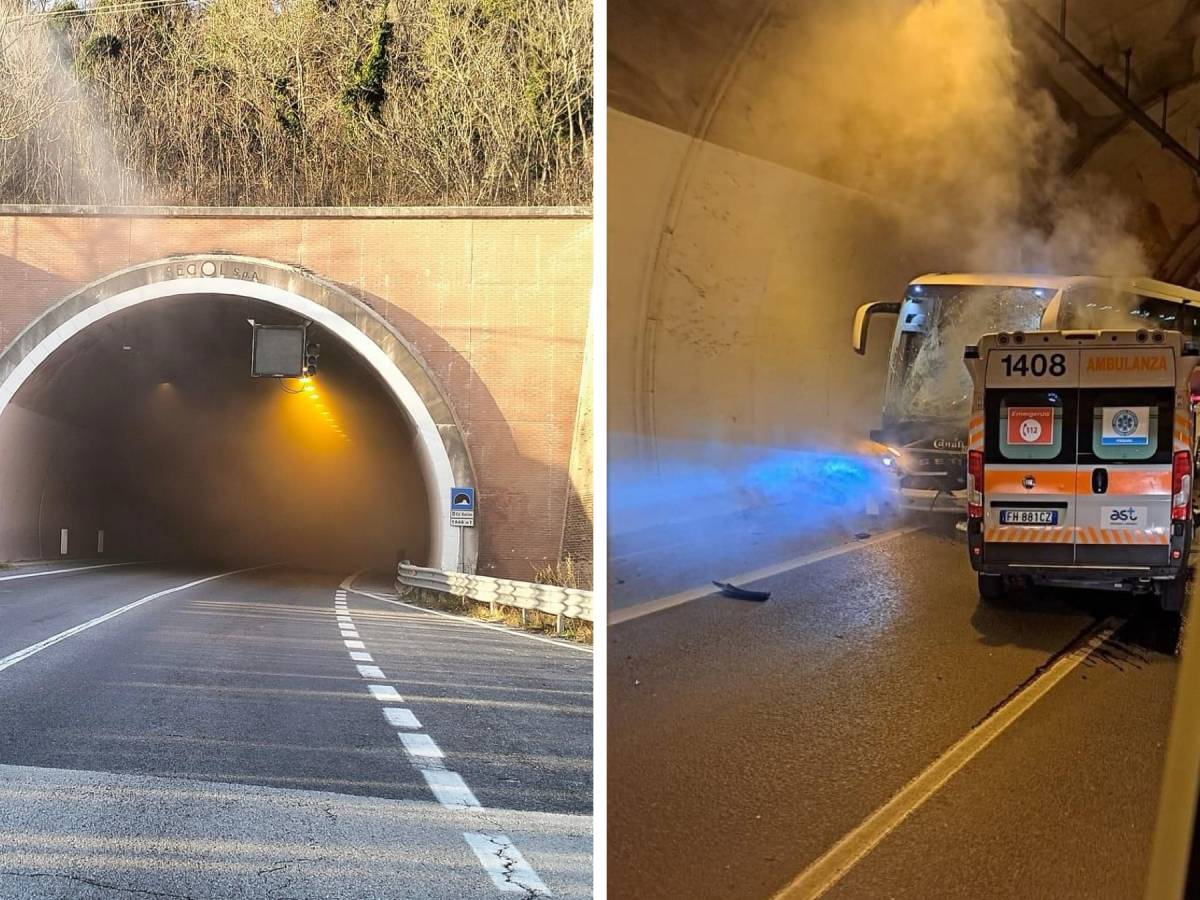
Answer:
xmin=609 ymin=437 xmax=894 ymax=537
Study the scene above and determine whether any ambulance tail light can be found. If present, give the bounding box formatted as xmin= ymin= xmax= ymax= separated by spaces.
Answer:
xmin=1172 ymin=450 xmax=1192 ymax=522
xmin=967 ymin=450 xmax=984 ymax=519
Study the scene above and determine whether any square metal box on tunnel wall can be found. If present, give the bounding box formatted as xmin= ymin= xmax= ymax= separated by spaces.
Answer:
xmin=251 ymin=324 xmax=306 ymax=377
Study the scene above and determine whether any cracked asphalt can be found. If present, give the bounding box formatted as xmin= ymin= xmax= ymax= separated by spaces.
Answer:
xmin=609 ymin=520 xmax=1179 ymax=899
xmin=0 ymin=564 xmax=592 ymax=899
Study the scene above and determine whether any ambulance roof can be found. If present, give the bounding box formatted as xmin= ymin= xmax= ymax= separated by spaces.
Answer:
xmin=908 ymin=273 xmax=1200 ymax=305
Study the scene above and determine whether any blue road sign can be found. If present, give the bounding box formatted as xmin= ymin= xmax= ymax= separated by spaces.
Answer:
xmin=450 ymin=486 xmax=475 ymax=527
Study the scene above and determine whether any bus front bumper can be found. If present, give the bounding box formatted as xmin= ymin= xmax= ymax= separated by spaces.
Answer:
xmin=890 ymin=485 xmax=967 ymax=513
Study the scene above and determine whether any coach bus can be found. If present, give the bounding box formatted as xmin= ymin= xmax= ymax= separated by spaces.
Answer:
xmin=852 ymin=274 xmax=1200 ymax=512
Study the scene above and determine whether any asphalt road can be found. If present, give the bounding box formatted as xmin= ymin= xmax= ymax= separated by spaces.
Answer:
xmin=609 ymin=519 xmax=1179 ymax=899
xmin=0 ymin=563 xmax=592 ymax=898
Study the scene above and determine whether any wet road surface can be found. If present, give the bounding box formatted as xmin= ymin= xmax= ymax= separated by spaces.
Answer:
xmin=609 ymin=521 xmax=1177 ymax=899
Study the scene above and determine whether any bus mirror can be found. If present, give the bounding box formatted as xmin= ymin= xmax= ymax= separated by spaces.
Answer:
xmin=852 ymin=301 xmax=901 ymax=355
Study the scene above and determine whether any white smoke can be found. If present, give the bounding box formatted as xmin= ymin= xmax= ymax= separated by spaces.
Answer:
xmin=0 ymin=2 xmax=143 ymax=203
xmin=765 ymin=0 xmax=1148 ymax=276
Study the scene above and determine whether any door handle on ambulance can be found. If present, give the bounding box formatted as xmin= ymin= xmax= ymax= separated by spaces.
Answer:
xmin=1092 ymin=467 xmax=1108 ymax=494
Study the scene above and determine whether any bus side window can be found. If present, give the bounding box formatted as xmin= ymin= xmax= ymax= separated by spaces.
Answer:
xmin=1134 ymin=296 xmax=1200 ymax=340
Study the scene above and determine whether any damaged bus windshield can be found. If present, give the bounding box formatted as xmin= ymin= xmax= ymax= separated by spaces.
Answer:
xmin=882 ymin=284 xmax=1052 ymax=427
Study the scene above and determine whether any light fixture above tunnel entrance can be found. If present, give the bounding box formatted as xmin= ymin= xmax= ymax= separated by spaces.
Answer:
xmin=0 ymin=254 xmax=477 ymax=574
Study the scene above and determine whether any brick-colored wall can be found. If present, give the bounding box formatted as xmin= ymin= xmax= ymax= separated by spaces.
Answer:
xmin=560 ymin=304 xmax=594 ymax=588
xmin=0 ymin=208 xmax=592 ymax=580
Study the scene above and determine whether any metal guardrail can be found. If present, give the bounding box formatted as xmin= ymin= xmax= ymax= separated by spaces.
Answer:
xmin=396 ymin=562 xmax=594 ymax=633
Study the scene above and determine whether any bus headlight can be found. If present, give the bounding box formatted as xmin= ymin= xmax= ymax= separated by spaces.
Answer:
xmin=880 ymin=446 xmax=904 ymax=473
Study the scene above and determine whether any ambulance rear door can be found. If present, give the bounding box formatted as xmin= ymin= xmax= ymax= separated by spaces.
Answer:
xmin=1073 ymin=344 xmax=1176 ymax=568
xmin=982 ymin=343 xmax=1080 ymax=566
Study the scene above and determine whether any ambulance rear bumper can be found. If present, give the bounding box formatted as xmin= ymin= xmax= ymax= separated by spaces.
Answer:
xmin=966 ymin=519 xmax=1190 ymax=588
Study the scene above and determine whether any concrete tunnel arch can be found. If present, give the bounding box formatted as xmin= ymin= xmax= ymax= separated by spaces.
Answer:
xmin=0 ymin=253 xmax=477 ymax=573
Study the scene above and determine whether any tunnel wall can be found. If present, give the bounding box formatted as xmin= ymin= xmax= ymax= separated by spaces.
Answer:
xmin=0 ymin=404 xmax=129 ymax=561
xmin=0 ymin=208 xmax=592 ymax=579
xmin=610 ymin=109 xmax=914 ymax=534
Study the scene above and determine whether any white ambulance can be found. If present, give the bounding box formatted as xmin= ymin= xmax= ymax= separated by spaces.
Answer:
xmin=964 ymin=329 xmax=1198 ymax=611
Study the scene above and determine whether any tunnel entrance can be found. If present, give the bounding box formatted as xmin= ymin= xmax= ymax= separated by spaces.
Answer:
xmin=0 ymin=256 xmax=475 ymax=573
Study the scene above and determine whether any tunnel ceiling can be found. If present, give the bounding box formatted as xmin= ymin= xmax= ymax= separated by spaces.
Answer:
xmin=12 ymin=294 xmax=411 ymax=434
xmin=610 ymin=0 xmax=1200 ymax=284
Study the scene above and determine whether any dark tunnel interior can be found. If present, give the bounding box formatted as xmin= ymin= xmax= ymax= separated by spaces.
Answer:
xmin=0 ymin=294 xmax=431 ymax=573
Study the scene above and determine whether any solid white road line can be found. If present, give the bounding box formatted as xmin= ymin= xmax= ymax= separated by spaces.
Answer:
xmin=463 ymin=832 xmax=552 ymax=896
xmin=348 ymin=588 xmax=594 ymax=654
xmin=349 ymin=651 xmax=374 ymax=662
xmin=356 ymin=664 xmax=385 ymax=679
xmin=421 ymin=770 xmax=481 ymax=808
xmin=344 ymin=640 xmax=365 ymax=649
xmin=367 ymin=684 xmax=403 ymax=702
xmin=611 ymin=526 xmax=923 ymax=625
xmin=399 ymin=733 xmax=445 ymax=759
xmin=775 ymin=616 xmax=1123 ymax=899
xmin=0 ymin=561 xmax=141 ymax=582
xmin=0 ymin=566 xmax=262 ymax=674
xmin=383 ymin=707 xmax=421 ymax=729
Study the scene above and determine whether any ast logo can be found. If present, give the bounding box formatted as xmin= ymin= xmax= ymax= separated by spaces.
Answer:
xmin=1102 ymin=506 xmax=1146 ymax=527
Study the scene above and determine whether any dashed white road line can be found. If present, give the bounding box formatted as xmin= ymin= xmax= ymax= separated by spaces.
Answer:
xmin=0 ymin=561 xmax=142 ymax=582
xmin=398 ymin=732 xmax=445 ymax=759
xmin=775 ymin=616 xmax=1123 ymax=899
xmin=332 ymin=573 xmax=550 ymax=892
xmin=383 ymin=707 xmax=421 ymax=729
xmin=0 ymin=566 xmax=264 ymax=674
xmin=367 ymin=684 xmax=403 ymax=702
xmin=421 ymin=770 xmax=481 ymax=808
xmin=464 ymin=832 xmax=553 ymax=896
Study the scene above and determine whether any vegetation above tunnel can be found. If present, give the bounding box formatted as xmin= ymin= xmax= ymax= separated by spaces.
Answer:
xmin=0 ymin=0 xmax=593 ymax=206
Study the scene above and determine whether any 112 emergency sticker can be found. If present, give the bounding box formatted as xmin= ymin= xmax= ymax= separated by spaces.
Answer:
xmin=1007 ymin=407 xmax=1054 ymax=446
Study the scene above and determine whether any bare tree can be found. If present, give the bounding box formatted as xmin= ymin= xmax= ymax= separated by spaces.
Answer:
xmin=0 ymin=4 xmax=69 ymax=142
xmin=0 ymin=0 xmax=592 ymax=206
